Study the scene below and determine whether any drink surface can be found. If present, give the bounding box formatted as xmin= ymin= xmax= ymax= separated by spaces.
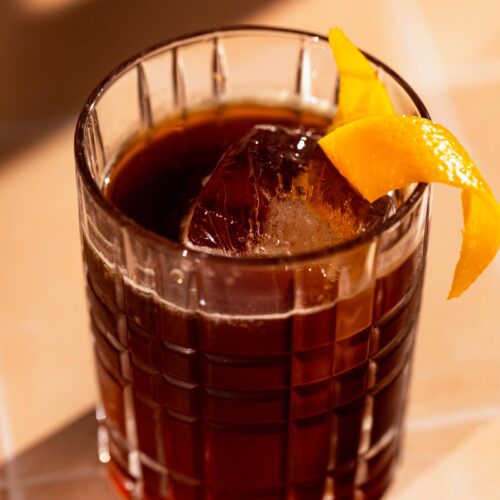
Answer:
xmin=86 ymin=104 xmax=427 ymax=499
xmin=106 ymin=104 xmax=394 ymax=256
xmin=106 ymin=105 xmax=329 ymax=244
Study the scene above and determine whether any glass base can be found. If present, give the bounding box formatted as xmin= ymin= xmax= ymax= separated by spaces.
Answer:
xmin=98 ymin=422 xmax=397 ymax=500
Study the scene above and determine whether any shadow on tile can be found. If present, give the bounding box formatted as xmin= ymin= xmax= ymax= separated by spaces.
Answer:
xmin=0 ymin=409 xmax=100 ymax=484
xmin=4 ymin=475 xmax=117 ymax=500
xmin=0 ymin=0 xmax=274 ymax=165
xmin=23 ymin=477 xmax=120 ymax=500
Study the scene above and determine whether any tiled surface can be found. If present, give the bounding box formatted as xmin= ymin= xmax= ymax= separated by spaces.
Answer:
xmin=0 ymin=0 xmax=499 ymax=498
xmin=418 ymin=0 xmax=499 ymax=66
xmin=0 ymin=414 xmax=117 ymax=499
xmin=448 ymin=83 xmax=500 ymax=188
xmin=0 ymin=125 xmax=95 ymax=462
xmin=395 ymin=420 xmax=484 ymax=489
xmin=0 ymin=410 xmax=98 ymax=482
xmin=391 ymin=417 xmax=500 ymax=499
xmin=15 ymin=478 xmax=116 ymax=500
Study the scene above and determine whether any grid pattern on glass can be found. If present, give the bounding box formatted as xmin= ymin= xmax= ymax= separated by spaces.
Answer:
xmin=82 ymin=207 xmax=427 ymax=498
xmin=75 ymin=27 xmax=431 ymax=499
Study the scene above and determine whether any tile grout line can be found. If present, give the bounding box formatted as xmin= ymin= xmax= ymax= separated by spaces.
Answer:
xmin=407 ymin=405 xmax=500 ymax=432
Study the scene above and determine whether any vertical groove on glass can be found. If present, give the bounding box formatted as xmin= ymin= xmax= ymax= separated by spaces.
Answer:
xmin=97 ymin=417 xmax=111 ymax=463
xmin=333 ymin=74 xmax=340 ymax=109
xmin=211 ymin=37 xmax=227 ymax=99
xmin=108 ymin=231 xmax=122 ymax=313
xmin=172 ymin=46 xmax=186 ymax=114
xmin=88 ymin=109 xmax=106 ymax=180
xmin=125 ymin=385 xmax=141 ymax=473
xmin=327 ymin=415 xmax=338 ymax=472
xmin=118 ymin=226 xmax=142 ymax=495
xmin=357 ymin=395 xmax=374 ymax=456
xmin=354 ymin=458 xmax=368 ymax=489
xmin=83 ymin=125 xmax=97 ymax=181
xmin=75 ymin=174 xmax=87 ymax=235
xmin=137 ymin=63 xmax=153 ymax=130
xmin=194 ymin=269 xmax=206 ymax=498
xmin=295 ymin=38 xmax=312 ymax=100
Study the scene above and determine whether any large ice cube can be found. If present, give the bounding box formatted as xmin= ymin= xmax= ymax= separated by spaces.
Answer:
xmin=181 ymin=125 xmax=393 ymax=256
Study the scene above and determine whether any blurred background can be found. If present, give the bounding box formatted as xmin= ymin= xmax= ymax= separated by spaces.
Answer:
xmin=0 ymin=0 xmax=499 ymax=498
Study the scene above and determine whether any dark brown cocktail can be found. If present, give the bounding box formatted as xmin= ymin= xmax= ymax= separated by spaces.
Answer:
xmin=75 ymin=28 xmax=430 ymax=500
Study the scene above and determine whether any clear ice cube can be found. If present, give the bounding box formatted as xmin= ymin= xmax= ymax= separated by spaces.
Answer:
xmin=182 ymin=125 xmax=394 ymax=256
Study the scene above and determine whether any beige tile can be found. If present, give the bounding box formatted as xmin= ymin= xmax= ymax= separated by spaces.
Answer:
xmin=418 ymin=0 xmax=500 ymax=65
xmin=447 ymin=82 xmax=500 ymax=190
xmin=403 ymin=83 xmax=500 ymax=420
xmin=17 ymin=474 xmax=117 ymax=500
xmin=247 ymin=0 xmax=413 ymax=73
xmin=406 ymin=184 xmax=500 ymax=420
xmin=389 ymin=417 xmax=500 ymax=499
xmin=0 ymin=125 xmax=97 ymax=457
xmin=390 ymin=419 xmax=487 ymax=497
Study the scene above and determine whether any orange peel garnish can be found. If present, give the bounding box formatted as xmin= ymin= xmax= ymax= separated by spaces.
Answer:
xmin=320 ymin=28 xmax=500 ymax=298
xmin=329 ymin=27 xmax=394 ymax=129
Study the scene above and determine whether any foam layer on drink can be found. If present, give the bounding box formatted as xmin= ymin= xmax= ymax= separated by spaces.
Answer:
xmin=83 ymin=216 xmax=426 ymax=323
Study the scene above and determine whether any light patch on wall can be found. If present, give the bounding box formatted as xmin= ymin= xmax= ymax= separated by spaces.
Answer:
xmin=16 ymin=0 xmax=92 ymax=15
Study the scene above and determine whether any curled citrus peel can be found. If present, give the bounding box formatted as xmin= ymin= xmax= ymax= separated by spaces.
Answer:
xmin=328 ymin=28 xmax=394 ymax=129
xmin=319 ymin=28 xmax=500 ymax=298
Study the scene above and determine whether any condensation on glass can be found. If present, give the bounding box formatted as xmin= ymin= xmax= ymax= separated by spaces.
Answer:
xmin=75 ymin=27 xmax=431 ymax=500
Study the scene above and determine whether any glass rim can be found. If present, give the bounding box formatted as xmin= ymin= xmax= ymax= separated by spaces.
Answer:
xmin=74 ymin=24 xmax=430 ymax=267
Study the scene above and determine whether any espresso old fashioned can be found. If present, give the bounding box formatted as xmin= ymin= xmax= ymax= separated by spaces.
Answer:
xmin=76 ymin=28 xmax=430 ymax=499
